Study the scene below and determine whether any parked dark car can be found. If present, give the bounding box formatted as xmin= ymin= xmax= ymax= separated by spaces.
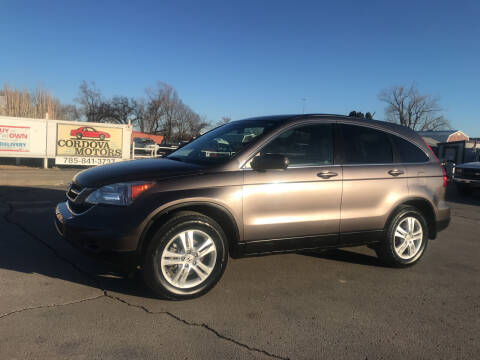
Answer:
xmin=133 ymin=137 xmax=156 ymax=149
xmin=453 ymin=162 xmax=480 ymax=195
xmin=156 ymin=138 xmax=179 ymax=157
xmin=55 ymin=114 xmax=450 ymax=299
xmin=132 ymin=137 xmax=158 ymax=157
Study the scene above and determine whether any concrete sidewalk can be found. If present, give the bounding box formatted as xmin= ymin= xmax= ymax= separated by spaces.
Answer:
xmin=0 ymin=166 xmax=80 ymax=186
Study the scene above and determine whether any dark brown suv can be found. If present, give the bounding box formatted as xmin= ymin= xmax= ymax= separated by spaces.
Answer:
xmin=55 ymin=115 xmax=450 ymax=299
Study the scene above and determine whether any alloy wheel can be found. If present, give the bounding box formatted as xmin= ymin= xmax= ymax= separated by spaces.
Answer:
xmin=393 ymin=217 xmax=423 ymax=260
xmin=160 ymin=229 xmax=217 ymax=289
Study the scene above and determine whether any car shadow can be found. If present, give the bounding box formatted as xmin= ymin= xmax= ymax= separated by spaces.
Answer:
xmin=0 ymin=186 xmax=162 ymax=300
xmin=301 ymin=248 xmax=385 ymax=267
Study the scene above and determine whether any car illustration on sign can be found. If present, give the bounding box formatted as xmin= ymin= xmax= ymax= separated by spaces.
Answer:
xmin=70 ymin=127 xmax=110 ymax=140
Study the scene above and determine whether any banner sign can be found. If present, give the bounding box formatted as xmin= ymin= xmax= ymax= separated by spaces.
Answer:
xmin=0 ymin=125 xmax=30 ymax=152
xmin=55 ymin=123 xmax=124 ymax=166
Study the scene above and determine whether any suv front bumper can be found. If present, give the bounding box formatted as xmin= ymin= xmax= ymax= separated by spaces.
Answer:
xmin=54 ymin=201 xmax=141 ymax=268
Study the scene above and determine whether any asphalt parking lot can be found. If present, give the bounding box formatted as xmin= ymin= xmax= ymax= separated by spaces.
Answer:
xmin=0 ymin=181 xmax=479 ymax=359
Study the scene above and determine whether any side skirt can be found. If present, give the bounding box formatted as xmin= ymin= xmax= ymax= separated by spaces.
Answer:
xmin=234 ymin=230 xmax=384 ymax=257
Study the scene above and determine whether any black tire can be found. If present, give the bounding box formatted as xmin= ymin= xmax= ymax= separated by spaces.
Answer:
xmin=76 ymin=133 xmax=82 ymax=139
xmin=376 ymin=206 xmax=429 ymax=268
xmin=99 ymin=134 xmax=105 ymax=141
xmin=143 ymin=211 xmax=228 ymax=300
xmin=456 ymin=183 xmax=472 ymax=196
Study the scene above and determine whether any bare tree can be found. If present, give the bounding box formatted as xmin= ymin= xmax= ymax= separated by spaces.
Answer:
xmin=214 ymin=116 xmax=231 ymax=127
xmin=0 ymin=84 xmax=77 ymax=120
xmin=378 ymin=84 xmax=449 ymax=130
xmin=59 ymin=104 xmax=81 ymax=121
xmin=73 ymin=81 xmax=209 ymax=140
xmin=103 ymin=96 xmax=137 ymax=124
xmin=139 ymin=83 xmax=170 ymax=134
xmin=173 ymin=104 xmax=209 ymax=141
xmin=137 ymin=82 xmax=209 ymax=141
xmin=75 ymin=81 xmax=104 ymax=122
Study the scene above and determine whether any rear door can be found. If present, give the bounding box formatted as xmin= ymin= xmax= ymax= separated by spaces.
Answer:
xmin=242 ymin=122 xmax=342 ymax=251
xmin=339 ymin=124 xmax=408 ymax=238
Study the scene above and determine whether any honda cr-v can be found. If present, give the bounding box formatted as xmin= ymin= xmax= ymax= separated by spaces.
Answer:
xmin=55 ymin=115 xmax=450 ymax=299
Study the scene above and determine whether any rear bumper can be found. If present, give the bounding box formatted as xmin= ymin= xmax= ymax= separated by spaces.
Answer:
xmin=436 ymin=217 xmax=450 ymax=233
xmin=433 ymin=201 xmax=450 ymax=237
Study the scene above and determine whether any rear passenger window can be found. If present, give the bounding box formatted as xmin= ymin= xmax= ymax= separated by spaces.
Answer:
xmin=342 ymin=125 xmax=393 ymax=164
xmin=257 ymin=123 xmax=334 ymax=166
xmin=391 ymin=135 xmax=429 ymax=163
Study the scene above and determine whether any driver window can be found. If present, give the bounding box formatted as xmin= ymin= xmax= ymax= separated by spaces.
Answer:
xmin=246 ymin=123 xmax=334 ymax=168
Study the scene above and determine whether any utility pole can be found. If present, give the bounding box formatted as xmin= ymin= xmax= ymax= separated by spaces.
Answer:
xmin=300 ymin=98 xmax=307 ymax=114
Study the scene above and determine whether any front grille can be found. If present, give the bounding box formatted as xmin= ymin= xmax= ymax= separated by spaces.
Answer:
xmin=67 ymin=200 xmax=93 ymax=214
xmin=66 ymin=182 xmax=83 ymax=202
xmin=66 ymin=183 xmax=93 ymax=214
xmin=459 ymin=168 xmax=480 ymax=180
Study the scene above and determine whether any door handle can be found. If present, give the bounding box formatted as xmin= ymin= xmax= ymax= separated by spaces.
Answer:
xmin=388 ymin=169 xmax=404 ymax=177
xmin=317 ymin=170 xmax=338 ymax=179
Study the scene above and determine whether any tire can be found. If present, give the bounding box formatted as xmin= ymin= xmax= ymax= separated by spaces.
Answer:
xmin=76 ymin=133 xmax=82 ymax=139
xmin=143 ymin=211 xmax=228 ymax=300
xmin=376 ymin=206 xmax=428 ymax=268
xmin=456 ymin=183 xmax=472 ymax=196
xmin=99 ymin=134 xmax=105 ymax=141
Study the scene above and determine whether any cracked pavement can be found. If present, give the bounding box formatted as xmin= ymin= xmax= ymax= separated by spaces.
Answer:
xmin=0 ymin=183 xmax=479 ymax=359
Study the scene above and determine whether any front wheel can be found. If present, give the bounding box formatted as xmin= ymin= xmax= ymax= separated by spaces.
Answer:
xmin=143 ymin=211 xmax=228 ymax=300
xmin=376 ymin=206 xmax=428 ymax=267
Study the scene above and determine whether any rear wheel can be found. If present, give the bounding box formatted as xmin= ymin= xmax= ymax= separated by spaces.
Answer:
xmin=376 ymin=206 xmax=428 ymax=267
xmin=143 ymin=211 xmax=228 ymax=300
xmin=76 ymin=133 xmax=82 ymax=139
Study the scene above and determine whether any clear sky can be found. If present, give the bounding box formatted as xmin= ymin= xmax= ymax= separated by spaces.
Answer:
xmin=1 ymin=0 xmax=479 ymax=135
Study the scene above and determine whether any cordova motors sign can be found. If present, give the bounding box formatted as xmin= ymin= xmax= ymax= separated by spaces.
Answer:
xmin=55 ymin=123 xmax=124 ymax=165
xmin=57 ymin=138 xmax=121 ymax=157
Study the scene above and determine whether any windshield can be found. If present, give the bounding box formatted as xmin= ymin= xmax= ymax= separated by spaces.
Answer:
xmin=167 ymin=119 xmax=280 ymax=165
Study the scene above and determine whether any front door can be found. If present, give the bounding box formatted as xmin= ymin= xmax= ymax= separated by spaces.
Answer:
xmin=242 ymin=122 xmax=342 ymax=252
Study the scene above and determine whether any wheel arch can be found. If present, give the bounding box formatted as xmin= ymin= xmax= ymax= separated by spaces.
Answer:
xmin=138 ymin=201 xmax=241 ymax=259
xmin=385 ymin=197 xmax=437 ymax=239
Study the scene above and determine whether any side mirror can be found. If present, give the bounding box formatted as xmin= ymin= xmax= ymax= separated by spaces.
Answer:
xmin=251 ymin=154 xmax=289 ymax=171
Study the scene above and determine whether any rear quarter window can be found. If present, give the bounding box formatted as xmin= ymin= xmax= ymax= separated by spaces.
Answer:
xmin=390 ymin=135 xmax=430 ymax=163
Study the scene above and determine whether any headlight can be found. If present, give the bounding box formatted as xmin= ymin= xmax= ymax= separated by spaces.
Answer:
xmin=86 ymin=182 xmax=153 ymax=206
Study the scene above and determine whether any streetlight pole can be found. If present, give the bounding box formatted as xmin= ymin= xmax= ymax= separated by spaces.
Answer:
xmin=300 ymin=98 xmax=306 ymax=114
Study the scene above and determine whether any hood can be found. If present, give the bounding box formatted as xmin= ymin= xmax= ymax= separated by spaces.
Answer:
xmin=73 ymin=158 xmax=204 ymax=188
xmin=457 ymin=161 xmax=480 ymax=169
